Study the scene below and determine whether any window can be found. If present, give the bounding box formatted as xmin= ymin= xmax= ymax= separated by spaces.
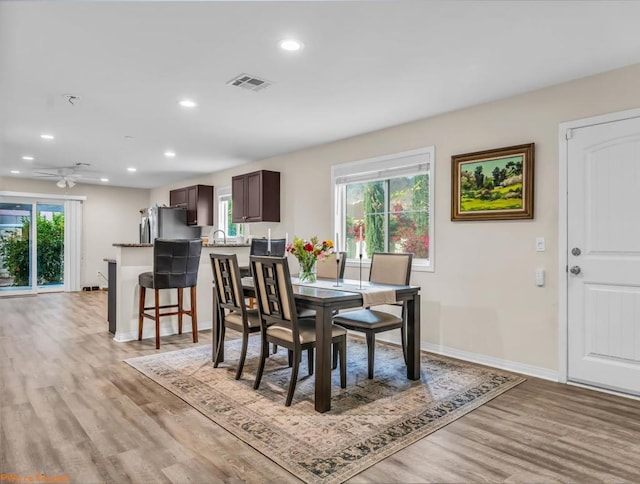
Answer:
xmin=333 ymin=147 xmax=434 ymax=271
xmin=215 ymin=187 xmax=243 ymax=239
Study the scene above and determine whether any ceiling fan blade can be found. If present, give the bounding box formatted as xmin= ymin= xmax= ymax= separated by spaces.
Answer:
xmin=32 ymin=171 xmax=60 ymax=177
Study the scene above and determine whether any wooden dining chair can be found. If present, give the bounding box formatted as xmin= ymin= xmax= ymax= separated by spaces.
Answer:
xmin=251 ymin=255 xmax=347 ymax=406
xmin=332 ymin=252 xmax=413 ymax=379
xmin=210 ymin=253 xmax=262 ymax=380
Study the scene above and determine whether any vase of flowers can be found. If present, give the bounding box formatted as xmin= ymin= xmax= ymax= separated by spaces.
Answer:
xmin=286 ymin=236 xmax=334 ymax=283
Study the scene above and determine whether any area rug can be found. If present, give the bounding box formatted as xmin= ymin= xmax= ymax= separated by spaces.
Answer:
xmin=125 ymin=336 xmax=525 ymax=483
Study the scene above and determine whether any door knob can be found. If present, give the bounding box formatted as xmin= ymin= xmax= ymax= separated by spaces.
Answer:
xmin=569 ymin=266 xmax=581 ymax=275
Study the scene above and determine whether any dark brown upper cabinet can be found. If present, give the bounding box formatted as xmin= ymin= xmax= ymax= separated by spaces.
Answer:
xmin=231 ymin=170 xmax=280 ymax=223
xmin=169 ymin=184 xmax=214 ymax=226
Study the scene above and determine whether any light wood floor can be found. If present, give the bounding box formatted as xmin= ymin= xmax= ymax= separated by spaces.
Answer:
xmin=1 ymin=292 xmax=640 ymax=483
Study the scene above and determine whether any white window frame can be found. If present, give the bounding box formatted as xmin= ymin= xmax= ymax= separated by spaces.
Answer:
xmin=215 ymin=186 xmax=244 ymax=241
xmin=331 ymin=146 xmax=435 ymax=273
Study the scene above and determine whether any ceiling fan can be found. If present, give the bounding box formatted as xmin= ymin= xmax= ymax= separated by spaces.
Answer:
xmin=32 ymin=162 xmax=100 ymax=188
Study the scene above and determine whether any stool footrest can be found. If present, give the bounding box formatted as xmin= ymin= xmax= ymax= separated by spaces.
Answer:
xmin=141 ymin=310 xmax=193 ymax=320
xmin=143 ymin=303 xmax=180 ymax=311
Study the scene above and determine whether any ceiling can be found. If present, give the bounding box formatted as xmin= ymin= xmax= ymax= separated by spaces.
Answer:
xmin=2 ymin=1 xmax=640 ymax=189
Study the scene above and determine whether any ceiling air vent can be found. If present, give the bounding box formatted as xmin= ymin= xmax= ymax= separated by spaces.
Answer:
xmin=226 ymin=73 xmax=272 ymax=92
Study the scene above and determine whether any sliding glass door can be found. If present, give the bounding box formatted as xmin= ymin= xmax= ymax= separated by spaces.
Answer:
xmin=36 ymin=203 xmax=65 ymax=290
xmin=0 ymin=202 xmax=34 ymax=292
xmin=0 ymin=199 xmax=65 ymax=294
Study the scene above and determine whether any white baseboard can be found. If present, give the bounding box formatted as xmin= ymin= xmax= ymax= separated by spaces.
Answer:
xmin=567 ymin=380 xmax=640 ymax=401
xmin=421 ymin=342 xmax=559 ymax=381
xmin=114 ymin=320 xmax=212 ymax=343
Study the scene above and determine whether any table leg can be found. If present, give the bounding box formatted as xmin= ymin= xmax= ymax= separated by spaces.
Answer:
xmin=315 ymin=306 xmax=332 ymax=413
xmin=406 ymin=293 xmax=421 ymax=380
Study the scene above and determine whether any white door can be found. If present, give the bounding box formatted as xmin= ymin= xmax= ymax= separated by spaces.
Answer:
xmin=567 ymin=116 xmax=640 ymax=396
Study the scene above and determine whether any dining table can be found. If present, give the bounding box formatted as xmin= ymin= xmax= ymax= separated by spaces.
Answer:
xmin=212 ymin=275 xmax=421 ymax=413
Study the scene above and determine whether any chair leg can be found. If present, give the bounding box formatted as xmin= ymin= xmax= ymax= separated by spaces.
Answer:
xmin=273 ymin=344 xmax=278 ymax=354
xmin=138 ymin=287 xmax=145 ymax=341
xmin=154 ymin=289 xmax=160 ymax=349
xmin=365 ymin=331 xmax=375 ymax=379
xmin=235 ymin=331 xmax=249 ymax=380
xmin=307 ymin=347 xmax=314 ymax=376
xmin=253 ymin=338 xmax=269 ymax=390
xmin=287 ymin=349 xmax=293 ymax=367
xmin=285 ymin=350 xmax=301 ymax=407
xmin=339 ymin=336 xmax=347 ymax=388
xmin=332 ymin=342 xmax=338 ymax=370
xmin=177 ymin=287 xmax=183 ymax=334
xmin=190 ymin=286 xmax=198 ymax=343
xmin=213 ymin=323 xmax=226 ymax=368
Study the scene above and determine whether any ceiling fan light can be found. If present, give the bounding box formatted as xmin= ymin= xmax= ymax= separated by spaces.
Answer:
xmin=56 ymin=179 xmax=66 ymax=188
xmin=67 ymin=180 xmax=76 ymax=188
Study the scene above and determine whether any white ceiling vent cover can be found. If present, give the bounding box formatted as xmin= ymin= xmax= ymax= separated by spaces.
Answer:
xmin=226 ymin=73 xmax=272 ymax=92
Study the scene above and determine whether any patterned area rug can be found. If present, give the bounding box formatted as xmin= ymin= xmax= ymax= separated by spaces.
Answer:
xmin=126 ymin=336 xmax=525 ymax=483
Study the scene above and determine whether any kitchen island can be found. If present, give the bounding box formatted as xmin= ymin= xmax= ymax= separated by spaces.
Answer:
xmin=110 ymin=242 xmax=250 ymax=342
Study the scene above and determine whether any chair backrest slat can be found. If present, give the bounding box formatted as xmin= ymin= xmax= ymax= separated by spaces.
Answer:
xmin=153 ymin=239 xmax=202 ymax=289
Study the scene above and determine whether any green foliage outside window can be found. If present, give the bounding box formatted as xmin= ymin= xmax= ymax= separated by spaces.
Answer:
xmin=344 ymin=174 xmax=429 ymax=259
xmin=226 ymin=199 xmax=237 ymax=237
xmin=0 ymin=213 xmax=64 ymax=287
xmin=363 ymin=181 xmax=385 ymax=255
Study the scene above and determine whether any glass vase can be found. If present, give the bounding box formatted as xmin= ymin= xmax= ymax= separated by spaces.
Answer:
xmin=298 ymin=258 xmax=317 ymax=283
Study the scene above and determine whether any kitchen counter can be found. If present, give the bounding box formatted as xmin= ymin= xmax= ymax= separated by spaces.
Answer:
xmin=109 ymin=243 xmax=250 ymax=342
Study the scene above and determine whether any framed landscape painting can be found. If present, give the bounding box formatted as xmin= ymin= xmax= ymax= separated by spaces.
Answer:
xmin=451 ymin=143 xmax=534 ymax=221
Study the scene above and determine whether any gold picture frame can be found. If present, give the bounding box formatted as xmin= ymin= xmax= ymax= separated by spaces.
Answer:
xmin=451 ymin=143 xmax=534 ymax=221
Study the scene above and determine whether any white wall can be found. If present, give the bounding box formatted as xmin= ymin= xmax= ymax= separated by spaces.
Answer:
xmin=0 ymin=177 xmax=149 ymax=287
xmin=150 ymin=63 xmax=640 ymax=375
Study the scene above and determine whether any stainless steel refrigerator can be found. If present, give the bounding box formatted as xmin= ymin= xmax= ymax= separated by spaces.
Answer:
xmin=139 ymin=207 xmax=200 ymax=243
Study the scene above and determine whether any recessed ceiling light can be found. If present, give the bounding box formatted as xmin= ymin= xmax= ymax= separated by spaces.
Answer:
xmin=280 ymin=39 xmax=303 ymax=51
xmin=178 ymin=99 xmax=197 ymax=108
xmin=164 ymin=151 xmax=176 ymax=158
xmin=127 ymin=167 xmax=137 ymax=172
xmin=40 ymin=133 xmax=55 ymax=140
xmin=10 ymin=170 xmax=20 ymax=174
xmin=100 ymin=178 xmax=109 ymax=182
xmin=22 ymin=156 xmax=34 ymax=161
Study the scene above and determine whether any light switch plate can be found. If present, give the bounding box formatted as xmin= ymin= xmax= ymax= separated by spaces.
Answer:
xmin=536 ymin=237 xmax=545 ymax=252
xmin=535 ymin=268 xmax=545 ymax=286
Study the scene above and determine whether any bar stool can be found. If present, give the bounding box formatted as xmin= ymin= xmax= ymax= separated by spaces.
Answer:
xmin=138 ymin=239 xmax=203 ymax=349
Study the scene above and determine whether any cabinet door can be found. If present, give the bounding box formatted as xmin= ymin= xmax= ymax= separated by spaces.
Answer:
xmin=245 ymin=172 xmax=263 ymax=222
xmin=196 ymin=185 xmax=214 ymax=226
xmin=170 ymin=188 xmax=187 ymax=207
xmin=231 ymin=175 xmax=246 ymax=223
xmin=186 ymin=186 xmax=198 ymax=225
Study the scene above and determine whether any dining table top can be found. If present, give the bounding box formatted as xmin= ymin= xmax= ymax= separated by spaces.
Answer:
xmin=240 ymin=276 xmax=419 ymax=309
